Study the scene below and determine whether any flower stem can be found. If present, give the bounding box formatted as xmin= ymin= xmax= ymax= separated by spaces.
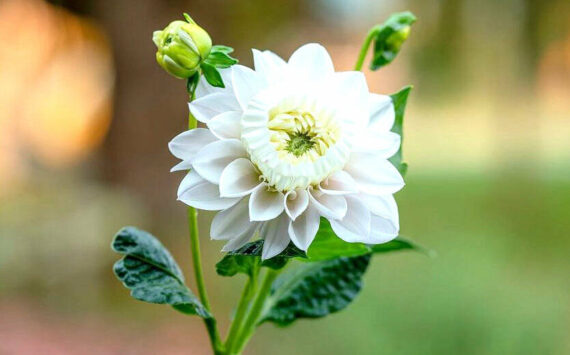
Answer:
xmin=187 ymin=88 xmax=224 ymax=353
xmin=232 ymin=268 xmax=281 ymax=354
xmin=354 ymin=25 xmax=380 ymax=71
xmin=224 ymin=267 xmax=258 ymax=353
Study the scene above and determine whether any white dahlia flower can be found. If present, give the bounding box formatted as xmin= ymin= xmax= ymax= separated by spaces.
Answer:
xmin=169 ymin=43 xmax=404 ymax=259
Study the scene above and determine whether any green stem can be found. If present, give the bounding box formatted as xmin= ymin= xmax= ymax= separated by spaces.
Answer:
xmin=354 ymin=25 xmax=380 ymax=71
xmin=187 ymin=86 xmax=224 ymax=353
xmin=232 ymin=268 xmax=281 ymax=354
xmin=224 ymin=267 xmax=258 ymax=353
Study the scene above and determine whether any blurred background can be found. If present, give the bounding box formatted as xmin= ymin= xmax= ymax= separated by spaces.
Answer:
xmin=1 ymin=0 xmax=569 ymax=354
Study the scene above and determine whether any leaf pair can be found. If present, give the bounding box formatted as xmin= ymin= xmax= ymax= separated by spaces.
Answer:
xmin=201 ymin=45 xmax=238 ymax=88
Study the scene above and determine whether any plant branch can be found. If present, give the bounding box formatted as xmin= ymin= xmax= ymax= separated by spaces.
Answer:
xmin=354 ymin=25 xmax=380 ymax=71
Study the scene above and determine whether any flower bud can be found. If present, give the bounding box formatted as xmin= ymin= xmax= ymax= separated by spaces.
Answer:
xmin=385 ymin=25 xmax=410 ymax=53
xmin=153 ymin=19 xmax=212 ymax=79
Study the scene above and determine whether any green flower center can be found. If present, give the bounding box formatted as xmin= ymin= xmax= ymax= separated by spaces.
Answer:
xmin=285 ymin=131 xmax=316 ymax=157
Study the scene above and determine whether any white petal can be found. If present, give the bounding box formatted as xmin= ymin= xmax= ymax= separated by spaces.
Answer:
xmin=288 ymin=205 xmax=319 ymax=251
xmin=219 ymin=158 xmax=261 ymax=198
xmin=211 ymin=197 xmax=251 ymax=240
xmin=192 ymin=139 xmax=247 ymax=184
xmin=178 ymin=171 xmax=240 ymax=210
xmin=168 ymin=128 xmax=217 ymax=161
xmin=221 ymin=222 xmax=260 ymax=252
xmin=249 ymin=184 xmax=285 ymax=221
xmin=207 ymin=111 xmax=242 ymax=139
xmin=170 ymin=160 xmax=192 ymax=172
xmin=369 ymin=215 xmax=399 ymax=244
xmin=260 ymin=214 xmax=290 ymax=260
xmin=324 ymin=71 xmax=369 ymax=128
xmin=351 ymin=130 xmax=401 ymax=157
xmin=284 ymin=189 xmax=309 ymax=220
xmin=232 ymin=65 xmax=267 ymax=109
xmin=252 ymin=49 xmax=287 ymax=84
xmin=195 ymin=68 xmax=233 ymax=98
xmin=357 ymin=193 xmax=399 ymax=229
xmin=288 ymin=43 xmax=334 ymax=82
xmin=368 ymin=94 xmax=395 ymax=132
xmin=189 ymin=93 xmax=240 ymax=123
xmin=329 ymin=196 xmax=371 ymax=243
xmin=344 ymin=153 xmax=405 ymax=195
xmin=319 ymin=170 xmax=358 ymax=195
xmin=309 ymin=189 xmax=347 ymax=219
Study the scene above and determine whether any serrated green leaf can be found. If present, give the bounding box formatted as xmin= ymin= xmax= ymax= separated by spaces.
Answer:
xmin=370 ymin=11 xmax=416 ymax=70
xmin=111 ymin=226 xmax=211 ymax=318
xmin=205 ymin=51 xmax=238 ymax=68
xmin=215 ymin=240 xmax=306 ymax=277
xmin=261 ymin=255 xmax=371 ymax=326
xmin=200 ymin=63 xmax=225 ymax=88
xmin=389 ymin=85 xmax=412 ymax=176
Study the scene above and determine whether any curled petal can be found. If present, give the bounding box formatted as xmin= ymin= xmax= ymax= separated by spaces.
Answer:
xmin=207 ymin=111 xmax=242 ymax=139
xmin=249 ymin=184 xmax=285 ymax=221
xmin=284 ymin=189 xmax=310 ymax=220
xmin=329 ymin=196 xmax=371 ymax=243
xmin=309 ymin=189 xmax=347 ymax=219
xmin=221 ymin=222 xmax=260 ymax=252
xmin=219 ymin=158 xmax=261 ymax=198
xmin=319 ymin=170 xmax=358 ymax=195
xmin=260 ymin=214 xmax=290 ymax=260
xmin=288 ymin=205 xmax=319 ymax=251
xmin=168 ymin=128 xmax=217 ymax=162
xmin=177 ymin=170 xmax=240 ymax=210
xmin=192 ymin=139 xmax=247 ymax=184
xmin=189 ymin=92 xmax=240 ymax=123
xmin=211 ymin=197 xmax=253 ymax=240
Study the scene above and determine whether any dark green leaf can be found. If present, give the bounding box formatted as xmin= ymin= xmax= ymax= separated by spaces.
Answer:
xmin=261 ymin=255 xmax=371 ymax=326
xmin=200 ymin=63 xmax=225 ymax=88
xmin=215 ymin=240 xmax=306 ymax=277
xmin=389 ymin=85 xmax=412 ymax=175
xmin=111 ymin=226 xmax=211 ymax=318
xmin=370 ymin=11 xmax=416 ymax=70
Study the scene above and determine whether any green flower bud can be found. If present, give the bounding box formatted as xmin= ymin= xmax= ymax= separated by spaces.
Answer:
xmin=153 ymin=19 xmax=212 ymax=79
xmin=385 ymin=25 xmax=410 ymax=53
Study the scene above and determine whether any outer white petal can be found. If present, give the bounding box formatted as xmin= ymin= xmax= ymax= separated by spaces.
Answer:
xmin=351 ymin=131 xmax=401 ymax=157
xmin=195 ymin=68 xmax=233 ymax=98
xmin=260 ymin=214 xmax=290 ymax=260
xmin=369 ymin=215 xmax=399 ymax=244
xmin=319 ymin=170 xmax=358 ymax=195
xmin=192 ymin=139 xmax=247 ymax=184
xmin=323 ymin=71 xmax=369 ymax=128
xmin=288 ymin=205 xmax=319 ymax=251
xmin=168 ymin=128 xmax=217 ymax=161
xmin=368 ymin=93 xmax=395 ymax=132
xmin=221 ymin=222 xmax=260 ymax=252
xmin=329 ymin=196 xmax=371 ymax=243
xmin=211 ymin=197 xmax=251 ymax=240
xmin=189 ymin=93 xmax=240 ymax=123
xmin=219 ymin=158 xmax=262 ymax=198
xmin=232 ymin=65 xmax=268 ymax=109
xmin=284 ymin=189 xmax=309 ymax=220
xmin=252 ymin=49 xmax=287 ymax=84
xmin=309 ymin=189 xmax=347 ymax=219
xmin=170 ymin=160 xmax=192 ymax=172
xmin=207 ymin=111 xmax=242 ymax=139
xmin=288 ymin=43 xmax=334 ymax=82
xmin=178 ymin=170 xmax=240 ymax=210
xmin=357 ymin=193 xmax=399 ymax=229
xmin=249 ymin=184 xmax=285 ymax=221
xmin=344 ymin=153 xmax=405 ymax=195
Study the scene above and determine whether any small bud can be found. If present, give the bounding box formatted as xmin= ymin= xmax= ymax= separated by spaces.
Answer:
xmin=153 ymin=19 xmax=212 ymax=79
xmin=385 ymin=26 xmax=410 ymax=53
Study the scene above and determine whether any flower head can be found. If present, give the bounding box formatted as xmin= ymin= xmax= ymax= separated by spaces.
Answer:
xmin=153 ymin=19 xmax=212 ymax=79
xmin=169 ymin=44 xmax=404 ymax=259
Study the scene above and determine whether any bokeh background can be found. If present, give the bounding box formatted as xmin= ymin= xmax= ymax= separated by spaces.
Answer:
xmin=1 ymin=0 xmax=569 ymax=354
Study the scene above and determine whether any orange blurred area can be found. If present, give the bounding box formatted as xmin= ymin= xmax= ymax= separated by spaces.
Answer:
xmin=0 ymin=0 xmax=113 ymax=195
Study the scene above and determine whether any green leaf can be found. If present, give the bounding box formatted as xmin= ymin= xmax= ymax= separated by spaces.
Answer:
xmin=205 ymin=51 xmax=239 ymax=69
xmin=211 ymin=45 xmax=234 ymax=54
xmin=215 ymin=240 xmax=306 ymax=277
xmin=389 ymin=85 xmax=412 ymax=176
xmin=261 ymin=255 xmax=372 ymax=326
xmin=200 ymin=63 xmax=225 ymax=88
xmin=370 ymin=11 xmax=416 ymax=70
xmin=111 ymin=226 xmax=211 ymax=318
xmin=186 ymin=72 xmax=200 ymax=95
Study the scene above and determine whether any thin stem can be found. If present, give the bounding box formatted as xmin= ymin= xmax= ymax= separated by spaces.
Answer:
xmin=224 ymin=267 xmax=258 ymax=353
xmin=187 ymin=85 xmax=224 ymax=353
xmin=232 ymin=268 xmax=281 ymax=354
xmin=354 ymin=25 xmax=380 ymax=71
